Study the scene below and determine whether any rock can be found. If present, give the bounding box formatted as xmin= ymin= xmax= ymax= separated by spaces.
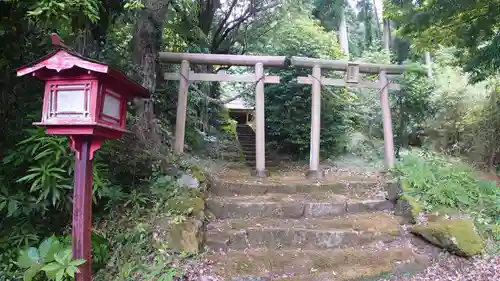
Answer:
xmin=395 ymin=194 xmax=422 ymax=224
xmin=166 ymin=197 xmax=205 ymax=219
xmin=386 ymin=181 xmax=402 ymax=202
xmin=178 ymin=173 xmax=200 ymax=189
xmin=393 ymin=180 xmax=422 ymax=224
xmin=167 ymin=218 xmax=204 ymax=254
xmin=411 ymin=219 xmax=484 ymax=257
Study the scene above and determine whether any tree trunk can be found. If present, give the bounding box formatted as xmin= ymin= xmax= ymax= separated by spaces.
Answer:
xmin=383 ymin=18 xmax=391 ymax=53
xmin=425 ymin=51 xmax=433 ymax=79
xmin=488 ymin=85 xmax=498 ymax=170
xmin=131 ymin=0 xmax=169 ymax=153
xmin=372 ymin=0 xmax=381 ymax=40
xmin=338 ymin=7 xmax=349 ymax=59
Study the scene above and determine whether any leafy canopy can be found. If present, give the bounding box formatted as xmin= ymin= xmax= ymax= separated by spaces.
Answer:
xmin=385 ymin=0 xmax=500 ymax=82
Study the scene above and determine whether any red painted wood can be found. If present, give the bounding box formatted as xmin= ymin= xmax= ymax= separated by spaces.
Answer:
xmin=16 ymin=49 xmax=149 ymax=98
xmin=71 ymin=137 xmax=94 ymax=281
xmin=39 ymin=124 xmax=127 ymax=140
xmin=17 ymin=50 xmax=108 ymax=76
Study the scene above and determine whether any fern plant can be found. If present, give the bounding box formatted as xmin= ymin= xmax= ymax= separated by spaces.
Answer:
xmin=1 ymin=128 xmax=111 ymax=215
xmin=3 ymin=129 xmax=72 ymax=209
xmin=394 ymin=149 xmax=500 ymax=235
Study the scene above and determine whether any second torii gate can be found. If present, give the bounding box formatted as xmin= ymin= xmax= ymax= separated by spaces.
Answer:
xmin=291 ymin=57 xmax=405 ymax=179
xmin=159 ymin=52 xmax=421 ymax=178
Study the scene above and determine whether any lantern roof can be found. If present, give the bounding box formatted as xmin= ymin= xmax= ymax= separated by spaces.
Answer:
xmin=16 ymin=47 xmax=150 ymax=98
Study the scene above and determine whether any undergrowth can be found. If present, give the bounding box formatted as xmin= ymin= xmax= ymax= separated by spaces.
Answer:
xmin=93 ymin=163 xmax=208 ymax=281
xmin=394 ymin=150 xmax=500 ymax=243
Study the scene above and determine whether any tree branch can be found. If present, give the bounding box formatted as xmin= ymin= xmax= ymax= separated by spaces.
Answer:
xmin=211 ymin=11 xmax=251 ymax=51
xmin=214 ymin=65 xmax=232 ymax=72
xmin=170 ymin=0 xmax=209 ymax=48
xmin=212 ymin=0 xmax=239 ymax=45
xmin=212 ymin=2 xmax=279 ymax=52
xmin=183 ymin=74 xmax=265 ymax=105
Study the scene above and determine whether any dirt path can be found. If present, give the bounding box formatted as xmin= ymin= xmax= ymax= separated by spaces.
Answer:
xmin=385 ymin=254 xmax=499 ymax=281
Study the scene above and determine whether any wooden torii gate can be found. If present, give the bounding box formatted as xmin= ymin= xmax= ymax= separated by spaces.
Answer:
xmin=291 ymin=57 xmax=404 ymax=179
xmin=159 ymin=52 xmax=418 ymax=178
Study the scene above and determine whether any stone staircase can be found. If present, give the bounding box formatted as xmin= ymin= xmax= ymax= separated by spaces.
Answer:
xmin=205 ymin=177 xmax=428 ymax=280
xmin=236 ymin=124 xmax=276 ymax=168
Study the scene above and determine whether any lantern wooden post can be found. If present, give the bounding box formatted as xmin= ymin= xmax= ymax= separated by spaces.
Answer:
xmin=174 ymin=60 xmax=190 ymax=153
xmin=70 ymin=136 xmax=95 ymax=281
xmin=379 ymin=70 xmax=395 ymax=169
xmin=253 ymin=62 xmax=268 ymax=177
xmin=307 ymin=65 xmax=323 ymax=179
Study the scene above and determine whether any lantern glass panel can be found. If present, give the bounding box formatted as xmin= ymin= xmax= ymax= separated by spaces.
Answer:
xmin=102 ymin=93 xmax=121 ymax=119
xmin=57 ymin=89 xmax=85 ymax=112
xmin=48 ymin=84 xmax=90 ymax=119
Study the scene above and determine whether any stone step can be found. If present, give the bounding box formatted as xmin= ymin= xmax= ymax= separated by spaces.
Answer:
xmin=239 ymin=146 xmax=256 ymax=149
xmin=205 ymin=212 xmax=401 ymax=251
xmin=206 ymin=193 xmax=392 ymax=219
xmin=207 ymin=243 xmax=424 ymax=281
xmin=241 ymin=154 xmax=273 ymax=158
xmin=245 ymin=163 xmax=277 ymax=167
xmin=239 ymin=141 xmax=255 ymax=148
xmin=244 ymin=158 xmax=276 ymax=163
xmin=241 ymin=154 xmax=273 ymax=160
xmin=238 ymin=135 xmax=255 ymax=138
xmin=209 ymin=179 xmax=383 ymax=197
xmin=238 ymin=141 xmax=257 ymax=146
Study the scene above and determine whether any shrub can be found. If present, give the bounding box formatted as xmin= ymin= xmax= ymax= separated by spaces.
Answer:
xmin=394 ymin=150 xmax=500 ymax=235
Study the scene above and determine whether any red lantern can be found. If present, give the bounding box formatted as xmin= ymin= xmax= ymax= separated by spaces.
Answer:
xmin=16 ymin=39 xmax=149 ymax=281
xmin=17 ymin=46 xmax=148 ymax=157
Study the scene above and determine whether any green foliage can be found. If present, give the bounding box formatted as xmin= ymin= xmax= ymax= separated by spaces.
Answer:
xmin=40 ymin=250 xmax=86 ymax=281
xmin=253 ymin=7 xmax=340 ymax=58
xmin=93 ymin=207 xmax=184 ymax=281
xmin=90 ymin=232 xmax=110 ymax=272
xmin=217 ymin=108 xmax=238 ymax=136
xmin=16 ymin=236 xmax=85 ymax=281
xmin=385 ymin=0 xmax=500 ymax=82
xmin=392 ymin=71 xmax=436 ymax=154
xmin=394 ymin=150 xmax=500 ymax=235
xmin=1 ymin=129 xmax=110 ymax=216
xmin=422 ymin=48 xmax=500 ymax=170
xmin=27 ymin=0 xmax=101 ymax=24
xmin=264 ymin=74 xmax=354 ymax=158
xmin=123 ymin=1 xmax=145 ymax=10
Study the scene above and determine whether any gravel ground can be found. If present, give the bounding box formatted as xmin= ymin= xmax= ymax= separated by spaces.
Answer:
xmin=178 ymin=253 xmax=499 ymax=281
xmin=386 ymin=254 xmax=499 ymax=281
